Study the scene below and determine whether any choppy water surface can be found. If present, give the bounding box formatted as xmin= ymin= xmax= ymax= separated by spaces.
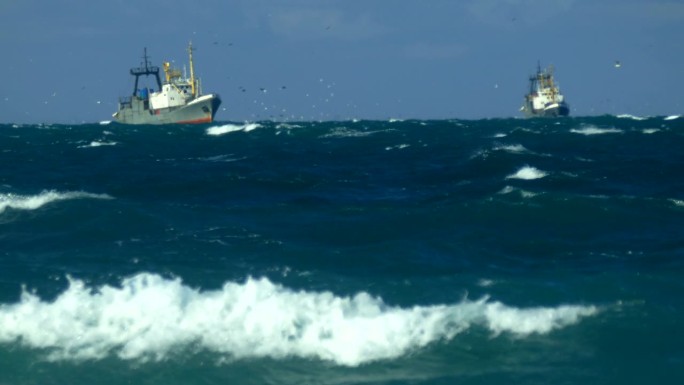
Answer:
xmin=1 ymin=115 xmax=683 ymax=384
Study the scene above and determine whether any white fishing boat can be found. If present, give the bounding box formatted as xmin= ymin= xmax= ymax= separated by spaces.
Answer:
xmin=113 ymin=43 xmax=221 ymax=124
xmin=521 ymin=63 xmax=569 ymax=118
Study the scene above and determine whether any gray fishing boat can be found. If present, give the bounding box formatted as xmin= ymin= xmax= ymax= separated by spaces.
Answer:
xmin=113 ymin=43 xmax=221 ymax=124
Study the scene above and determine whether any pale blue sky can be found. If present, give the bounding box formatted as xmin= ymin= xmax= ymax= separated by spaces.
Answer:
xmin=1 ymin=0 xmax=682 ymax=123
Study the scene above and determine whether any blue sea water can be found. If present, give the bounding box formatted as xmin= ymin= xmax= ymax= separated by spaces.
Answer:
xmin=1 ymin=115 xmax=683 ymax=384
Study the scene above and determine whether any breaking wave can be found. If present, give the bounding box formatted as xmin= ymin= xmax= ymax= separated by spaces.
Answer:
xmin=206 ymin=123 xmax=262 ymax=136
xmin=498 ymin=185 xmax=538 ymax=198
xmin=0 ymin=274 xmax=598 ymax=366
xmin=617 ymin=114 xmax=647 ymax=121
xmin=670 ymin=199 xmax=684 ymax=207
xmin=0 ymin=190 xmax=113 ymax=214
xmin=78 ymin=141 xmax=117 ymax=148
xmin=385 ymin=144 xmax=410 ymax=151
xmin=321 ymin=127 xmax=379 ymax=138
xmin=506 ymin=166 xmax=547 ymax=180
xmin=570 ymin=126 xmax=623 ymax=135
xmin=493 ymin=143 xmax=529 ymax=154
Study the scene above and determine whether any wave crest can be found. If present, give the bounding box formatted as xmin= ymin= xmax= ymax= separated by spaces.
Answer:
xmin=0 ymin=274 xmax=598 ymax=366
xmin=206 ymin=123 xmax=262 ymax=136
xmin=506 ymin=166 xmax=547 ymax=180
xmin=570 ymin=126 xmax=623 ymax=135
xmin=0 ymin=190 xmax=112 ymax=214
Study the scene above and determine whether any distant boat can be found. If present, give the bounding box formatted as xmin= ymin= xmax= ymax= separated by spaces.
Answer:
xmin=520 ymin=63 xmax=569 ymax=118
xmin=112 ymin=43 xmax=221 ymax=124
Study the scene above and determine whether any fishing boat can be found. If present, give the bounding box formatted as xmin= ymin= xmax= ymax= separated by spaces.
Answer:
xmin=112 ymin=43 xmax=221 ymax=124
xmin=521 ymin=63 xmax=569 ymax=118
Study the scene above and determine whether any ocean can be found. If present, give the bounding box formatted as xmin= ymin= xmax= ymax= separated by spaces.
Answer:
xmin=1 ymin=115 xmax=683 ymax=384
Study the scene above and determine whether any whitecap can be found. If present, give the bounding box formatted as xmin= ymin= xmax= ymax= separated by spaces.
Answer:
xmin=493 ymin=144 xmax=527 ymax=154
xmin=321 ymin=127 xmax=378 ymax=138
xmin=243 ymin=123 xmax=260 ymax=132
xmin=497 ymin=185 xmax=538 ymax=198
xmin=497 ymin=186 xmax=516 ymax=195
xmin=669 ymin=199 xmax=684 ymax=207
xmin=617 ymin=114 xmax=646 ymax=121
xmin=570 ymin=126 xmax=623 ymax=135
xmin=385 ymin=144 xmax=410 ymax=151
xmin=0 ymin=274 xmax=598 ymax=366
xmin=199 ymin=154 xmax=245 ymax=163
xmin=0 ymin=190 xmax=113 ymax=214
xmin=78 ymin=141 xmax=117 ymax=148
xmin=206 ymin=123 xmax=262 ymax=136
xmin=275 ymin=123 xmax=302 ymax=130
xmin=484 ymin=302 xmax=596 ymax=336
xmin=642 ymin=128 xmax=660 ymax=134
xmin=664 ymin=115 xmax=680 ymax=121
xmin=506 ymin=166 xmax=547 ymax=180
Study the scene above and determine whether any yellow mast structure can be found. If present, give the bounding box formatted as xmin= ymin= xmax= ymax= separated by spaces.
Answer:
xmin=188 ymin=42 xmax=196 ymax=97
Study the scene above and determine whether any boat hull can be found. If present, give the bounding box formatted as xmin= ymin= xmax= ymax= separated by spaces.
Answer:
xmin=113 ymin=94 xmax=221 ymax=125
xmin=522 ymin=102 xmax=570 ymax=118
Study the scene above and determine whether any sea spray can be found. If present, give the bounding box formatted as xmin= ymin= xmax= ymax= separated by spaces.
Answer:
xmin=0 ymin=273 xmax=597 ymax=366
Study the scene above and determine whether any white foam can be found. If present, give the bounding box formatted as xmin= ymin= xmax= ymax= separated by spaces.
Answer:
xmin=485 ymin=302 xmax=596 ymax=336
xmin=497 ymin=185 xmax=538 ymax=198
xmin=385 ymin=144 xmax=410 ymax=151
xmin=199 ymin=154 xmax=245 ymax=163
xmin=321 ymin=127 xmax=377 ymax=138
xmin=669 ymin=199 xmax=684 ymax=207
xmin=642 ymin=128 xmax=660 ymax=134
xmin=243 ymin=123 xmax=260 ymax=132
xmin=0 ymin=190 xmax=113 ymax=214
xmin=0 ymin=274 xmax=598 ymax=366
xmin=498 ymin=186 xmax=516 ymax=195
xmin=206 ymin=125 xmax=243 ymax=136
xmin=506 ymin=166 xmax=547 ymax=180
xmin=493 ymin=144 xmax=528 ymax=154
xmin=78 ymin=141 xmax=117 ymax=148
xmin=664 ymin=115 xmax=680 ymax=121
xmin=570 ymin=127 xmax=623 ymax=135
xmin=617 ymin=114 xmax=646 ymax=121
xmin=206 ymin=123 xmax=262 ymax=136
xmin=275 ymin=123 xmax=302 ymax=130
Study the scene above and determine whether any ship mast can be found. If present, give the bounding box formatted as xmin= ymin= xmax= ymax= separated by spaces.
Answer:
xmin=130 ymin=48 xmax=162 ymax=95
xmin=188 ymin=42 xmax=196 ymax=97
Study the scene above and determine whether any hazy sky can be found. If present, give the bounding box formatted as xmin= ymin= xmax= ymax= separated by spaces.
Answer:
xmin=1 ymin=0 xmax=682 ymax=123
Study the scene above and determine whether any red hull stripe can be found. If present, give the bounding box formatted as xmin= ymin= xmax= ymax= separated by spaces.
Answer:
xmin=177 ymin=116 xmax=213 ymax=124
